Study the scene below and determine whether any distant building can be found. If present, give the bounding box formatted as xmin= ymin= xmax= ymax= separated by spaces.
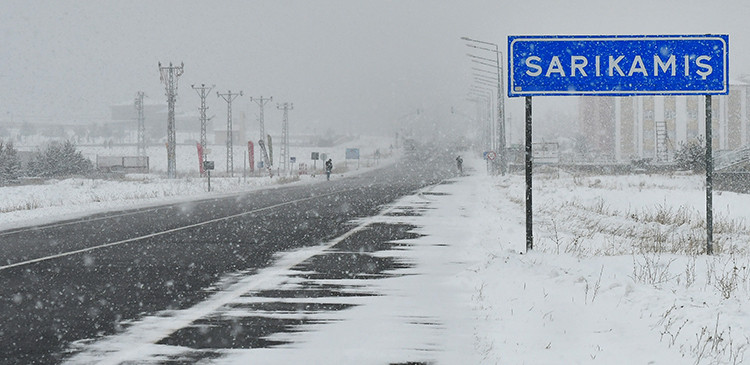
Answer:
xmin=214 ymin=130 xmax=246 ymax=145
xmin=578 ymin=96 xmax=616 ymax=161
xmin=110 ymin=102 xmax=202 ymax=144
xmin=110 ymin=102 xmax=168 ymax=122
xmin=577 ymin=81 xmax=750 ymax=163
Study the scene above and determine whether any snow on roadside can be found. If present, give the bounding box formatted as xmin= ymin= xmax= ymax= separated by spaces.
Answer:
xmin=467 ymin=159 xmax=750 ymax=364
xmin=0 ymin=175 xmax=279 ymax=231
xmin=408 ymin=164 xmax=684 ymax=364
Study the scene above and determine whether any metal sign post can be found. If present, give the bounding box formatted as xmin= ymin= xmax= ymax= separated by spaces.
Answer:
xmin=346 ymin=148 xmax=361 ymax=170
xmin=706 ymin=96 xmax=714 ymax=254
xmin=525 ymin=96 xmax=533 ymax=252
xmin=311 ymin=152 xmax=319 ymax=172
xmin=203 ymin=161 xmax=215 ymax=192
xmin=508 ymin=34 xmax=728 ymax=254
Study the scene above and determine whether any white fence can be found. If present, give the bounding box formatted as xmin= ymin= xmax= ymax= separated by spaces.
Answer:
xmin=96 ymin=156 xmax=149 ymax=173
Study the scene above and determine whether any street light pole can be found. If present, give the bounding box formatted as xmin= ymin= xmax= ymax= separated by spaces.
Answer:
xmin=470 ymin=85 xmax=495 ymax=150
xmin=469 ymin=88 xmax=494 ymax=157
xmin=462 ymin=36 xmax=507 ymax=175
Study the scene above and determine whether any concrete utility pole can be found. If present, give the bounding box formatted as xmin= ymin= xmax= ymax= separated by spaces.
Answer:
xmin=158 ymin=62 xmax=185 ymax=179
xmin=217 ymin=90 xmax=243 ymax=176
xmin=250 ymin=96 xmax=273 ymax=158
xmin=277 ymin=102 xmax=293 ymax=175
xmin=135 ymin=91 xmax=146 ymax=157
xmin=192 ymin=84 xmax=214 ymax=167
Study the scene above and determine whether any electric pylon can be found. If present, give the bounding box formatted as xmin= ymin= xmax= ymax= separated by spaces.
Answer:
xmin=217 ymin=90 xmax=243 ymax=176
xmin=192 ymin=84 xmax=214 ymax=170
xmin=135 ymin=91 xmax=146 ymax=157
xmin=250 ymin=96 xmax=272 ymax=166
xmin=158 ymin=62 xmax=184 ymax=179
xmin=277 ymin=102 xmax=293 ymax=175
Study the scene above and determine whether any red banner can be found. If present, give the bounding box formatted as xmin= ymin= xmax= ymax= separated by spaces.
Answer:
xmin=197 ymin=142 xmax=204 ymax=175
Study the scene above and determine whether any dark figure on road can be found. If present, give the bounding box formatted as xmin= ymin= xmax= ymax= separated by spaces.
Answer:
xmin=456 ymin=155 xmax=463 ymax=174
xmin=325 ymin=158 xmax=333 ymax=180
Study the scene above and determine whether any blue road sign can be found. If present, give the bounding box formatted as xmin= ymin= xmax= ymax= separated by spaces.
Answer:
xmin=508 ymin=35 xmax=728 ymax=97
xmin=345 ymin=148 xmax=360 ymax=160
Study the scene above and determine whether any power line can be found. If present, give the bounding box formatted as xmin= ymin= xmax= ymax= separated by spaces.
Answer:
xmin=158 ymin=62 xmax=185 ymax=179
xmin=217 ymin=90 xmax=243 ymax=176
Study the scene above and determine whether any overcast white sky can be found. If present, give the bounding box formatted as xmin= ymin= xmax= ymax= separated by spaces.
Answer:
xmin=1 ymin=0 xmax=748 ymax=138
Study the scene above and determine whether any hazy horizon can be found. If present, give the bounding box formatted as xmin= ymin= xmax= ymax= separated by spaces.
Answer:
xmin=1 ymin=0 xmax=748 ymax=140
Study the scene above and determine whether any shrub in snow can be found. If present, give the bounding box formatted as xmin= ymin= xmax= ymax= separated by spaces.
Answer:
xmin=0 ymin=141 xmax=22 ymax=184
xmin=27 ymin=140 xmax=93 ymax=177
xmin=674 ymin=137 xmax=706 ymax=173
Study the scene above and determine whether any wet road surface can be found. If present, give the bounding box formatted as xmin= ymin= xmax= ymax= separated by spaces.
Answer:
xmin=0 ymin=149 xmax=454 ymax=363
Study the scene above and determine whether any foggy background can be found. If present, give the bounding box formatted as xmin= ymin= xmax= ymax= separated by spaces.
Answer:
xmin=1 ymin=0 xmax=748 ymax=141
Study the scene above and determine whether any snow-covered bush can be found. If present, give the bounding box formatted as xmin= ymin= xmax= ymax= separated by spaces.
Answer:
xmin=674 ymin=137 xmax=706 ymax=173
xmin=27 ymin=140 xmax=93 ymax=177
xmin=0 ymin=141 xmax=22 ymax=184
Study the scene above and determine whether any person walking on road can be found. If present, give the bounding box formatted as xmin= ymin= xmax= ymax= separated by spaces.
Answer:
xmin=456 ymin=155 xmax=463 ymax=175
xmin=325 ymin=158 xmax=333 ymax=180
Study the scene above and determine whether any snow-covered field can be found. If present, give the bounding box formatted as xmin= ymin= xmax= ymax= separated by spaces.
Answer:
xmin=468 ymin=164 xmax=750 ymax=364
xmin=4 ymin=155 xmax=750 ymax=364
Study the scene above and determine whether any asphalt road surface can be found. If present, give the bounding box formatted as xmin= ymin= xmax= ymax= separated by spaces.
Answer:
xmin=0 ymin=146 xmax=455 ymax=364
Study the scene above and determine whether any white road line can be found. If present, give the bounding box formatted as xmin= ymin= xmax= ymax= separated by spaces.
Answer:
xmin=0 ymin=189 xmax=358 ymax=272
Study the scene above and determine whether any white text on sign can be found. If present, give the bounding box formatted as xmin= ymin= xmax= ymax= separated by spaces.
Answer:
xmin=524 ymin=54 xmax=713 ymax=80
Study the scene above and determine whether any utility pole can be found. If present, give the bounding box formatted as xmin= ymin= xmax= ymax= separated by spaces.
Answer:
xmin=250 ymin=96 xmax=273 ymax=162
xmin=158 ymin=62 xmax=184 ymax=179
xmin=277 ymin=102 xmax=293 ymax=175
xmin=192 ymin=84 xmax=214 ymax=169
xmin=217 ymin=90 xmax=243 ymax=176
xmin=135 ymin=91 xmax=146 ymax=157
